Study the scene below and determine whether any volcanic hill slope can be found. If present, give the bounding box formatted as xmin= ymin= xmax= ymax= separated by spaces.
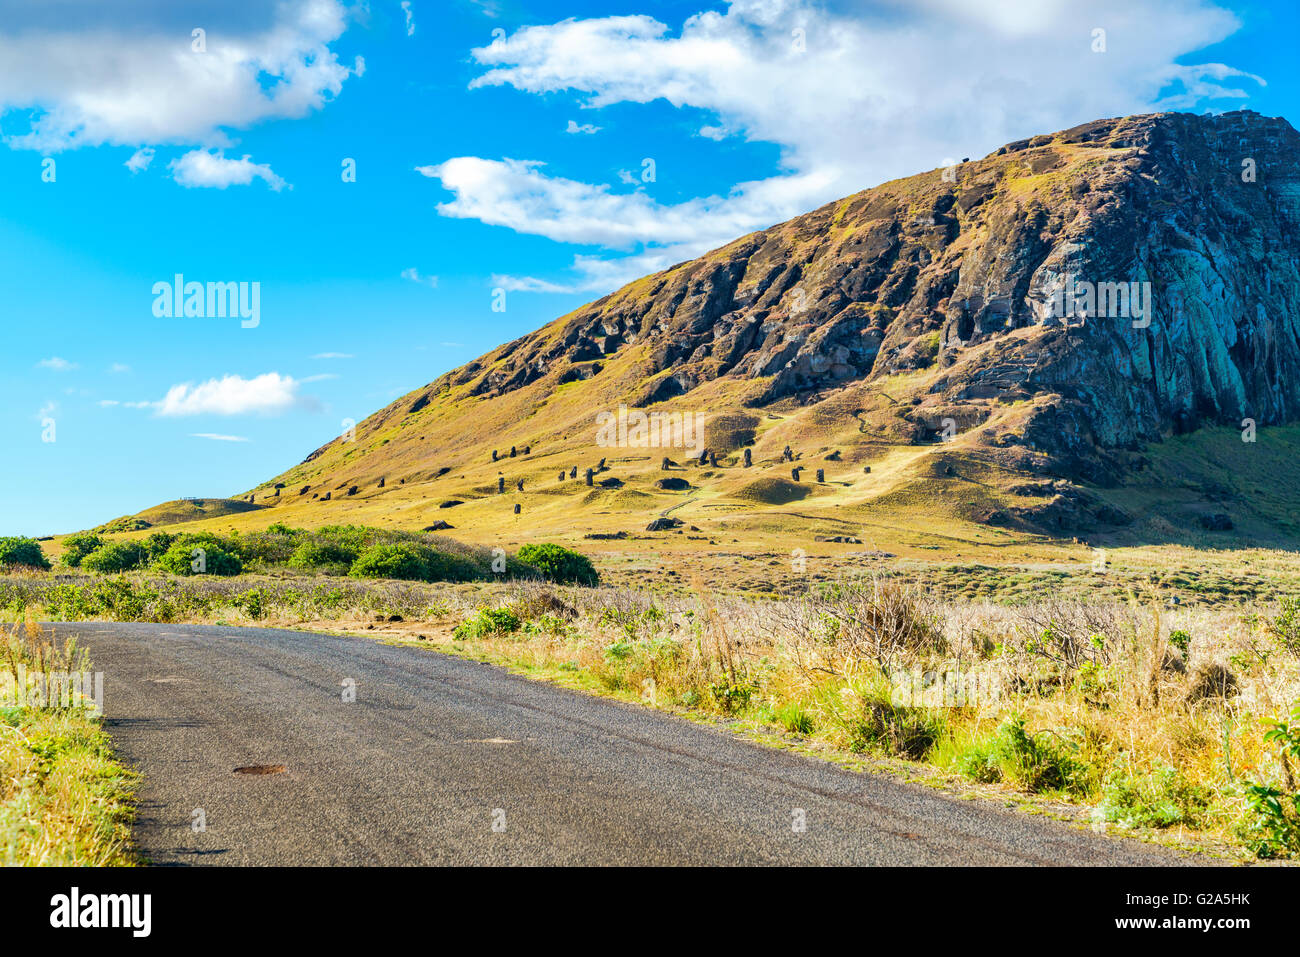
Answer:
xmin=112 ymin=110 xmax=1300 ymax=560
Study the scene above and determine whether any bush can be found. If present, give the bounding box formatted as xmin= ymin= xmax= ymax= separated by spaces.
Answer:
xmin=516 ymin=543 xmax=599 ymax=586
xmin=0 ymin=537 xmax=51 ymax=570
xmin=143 ymin=532 xmax=177 ymax=562
xmin=349 ymin=544 xmax=428 ymax=582
xmin=154 ymin=541 xmax=243 ymax=577
xmin=61 ymin=532 xmax=104 ymax=567
xmin=1238 ymin=704 xmax=1300 ymax=858
xmin=1096 ymin=762 xmax=1210 ymax=829
xmin=454 ymin=608 xmax=522 ymax=640
xmin=957 ymin=716 xmax=1092 ymax=795
xmin=82 ymin=541 xmax=149 ymax=573
xmin=289 ymin=539 xmax=360 ymax=573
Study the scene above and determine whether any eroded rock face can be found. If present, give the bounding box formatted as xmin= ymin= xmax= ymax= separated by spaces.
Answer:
xmin=436 ymin=111 xmax=1300 ymax=481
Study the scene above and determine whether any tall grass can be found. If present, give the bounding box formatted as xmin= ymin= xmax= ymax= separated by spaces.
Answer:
xmin=0 ymin=616 xmax=136 ymax=865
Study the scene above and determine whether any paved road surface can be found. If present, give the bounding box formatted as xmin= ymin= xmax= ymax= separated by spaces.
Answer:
xmin=61 ymin=621 xmax=1203 ymax=866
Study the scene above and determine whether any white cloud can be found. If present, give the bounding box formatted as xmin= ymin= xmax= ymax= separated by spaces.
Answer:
xmin=565 ymin=119 xmax=600 ymax=134
xmin=401 ymin=267 xmax=439 ymax=287
xmin=99 ymin=399 xmax=119 ymax=407
xmin=191 ymin=433 xmax=251 ymax=442
xmin=36 ymin=400 xmax=58 ymax=420
xmin=0 ymin=1 xmax=361 ymax=153
xmin=312 ymin=352 xmax=353 ymax=359
xmin=108 ymin=362 xmax=131 ymax=373
xmin=438 ymin=0 xmax=1258 ymax=294
xmin=125 ymin=147 xmax=155 ymax=173
xmin=37 ymin=356 xmax=77 ymax=371
xmin=169 ymin=149 xmax=287 ymax=190
xmin=401 ymin=1 xmax=416 ymax=36
xmin=155 ymin=373 xmax=310 ymax=416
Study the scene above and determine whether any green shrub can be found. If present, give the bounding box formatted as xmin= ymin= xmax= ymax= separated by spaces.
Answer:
xmin=82 ymin=541 xmax=149 ymax=573
xmin=454 ymin=608 xmax=522 ymax=640
xmin=957 ymin=716 xmax=1091 ymax=795
xmin=349 ymin=543 xmax=428 ymax=582
xmin=1096 ymin=762 xmax=1210 ymax=829
xmin=143 ymin=532 xmax=177 ymax=562
xmin=420 ymin=549 xmax=483 ymax=582
xmin=289 ymin=539 xmax=359 ymax=572
xmin=61 ymin=532 xmax=104 ymax=568
xmin=154 ymin=541 xmax=243 ymax=576
xmin=516 ymin=543 xmax=598 ymax=586
xmin=0 ymin=537 xmax=51 ymax=570
xmin=1238 ymin=704 xmax=1300 ymax=858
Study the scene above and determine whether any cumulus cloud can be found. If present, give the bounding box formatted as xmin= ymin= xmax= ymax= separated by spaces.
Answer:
xmin=169 ymin=149 xmax=287 ymax=190
xmin=0 ymin=0 xmax=361 ymax=153
xmin=401 ymin=1 xmax=416 ymax=36
xmin=565 ymin=119 xmax=600 ymax=134
xmin=435 ymin=0 xmax=1259 ymax=294
xmin=125 ymin=147 xmax=155 ymax=173
xmin=155 ymin=373 xmax=310 ymax=416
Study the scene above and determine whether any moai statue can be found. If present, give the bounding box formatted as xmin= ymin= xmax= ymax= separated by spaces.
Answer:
xmin=743 ymin=448 xmax=752 ymax=468
xmin=661 ymin=456 xmax=671 ymax=471
xmin=782 ymin=445 xmax=793 ymax=462
xmin=558 ymin=471 xmax=566 ymax=482
xmin=274 ymin=488 xmax=280 ymax=497
xmin=492 ymin=449 xmax=499 ymax=462
xmin=569 ymin=466 xmax=577 ymax=479
xmin=597 ymin=457 xmax=607 ymax=470
xmin=516 ymin=479 xmax=524 ymax=492
xmin=513 ymin=503 xmax=521 ymax=515
xmin=863 ymin=466 xmax=872 ymax=474
xmin=497 ymin=476 xmax=505 ymax=494
xmin=709 ymin=451 xmax=719 ymax=467
xmin=509 ymin=446 xmax=517 ymax=458
xmin=815 ymin=469 xmax=825 ymax=483
xmin=523 ymin=445 xmax=531 ymax=455
xmin=791 ymin=467 xmax=801 ymax=482
xmin=377 ymin=477 xmax=385 ymax=488
xmin=585 ymin=468 xmax=594 ymax=487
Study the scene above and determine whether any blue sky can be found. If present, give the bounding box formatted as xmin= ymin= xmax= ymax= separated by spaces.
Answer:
xmin=1 ymin=0 xmax=1296 ymax=536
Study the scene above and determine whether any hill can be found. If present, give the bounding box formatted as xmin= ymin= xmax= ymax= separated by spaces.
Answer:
xmin=109 ymin=110 xmax=1300 ymax=565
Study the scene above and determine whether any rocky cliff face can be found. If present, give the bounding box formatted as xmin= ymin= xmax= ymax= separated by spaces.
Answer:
xmin=438 ymin=110 xmax=1300 ymax=487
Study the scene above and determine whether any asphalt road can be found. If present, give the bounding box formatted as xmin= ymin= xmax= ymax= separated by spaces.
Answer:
xmin=60 ymin=621 xmax=1203 ymax=866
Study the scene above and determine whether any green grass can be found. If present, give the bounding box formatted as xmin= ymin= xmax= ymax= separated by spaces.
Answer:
xmin=1 ymin=622 xmax=137 ymax=865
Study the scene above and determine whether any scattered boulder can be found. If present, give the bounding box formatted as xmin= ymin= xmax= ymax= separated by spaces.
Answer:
xmin=646 ymin=517 xmax=684 ymax=531
xmin=423 ymin=521 xmax=454 ymax=531
xmin=439 ymin=500 xmax=463 ymax=508
xmin=1199 ymin=513 xmax=1233 ymax=531
xmin=655 ymin=477 xmax=690 ymax=490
